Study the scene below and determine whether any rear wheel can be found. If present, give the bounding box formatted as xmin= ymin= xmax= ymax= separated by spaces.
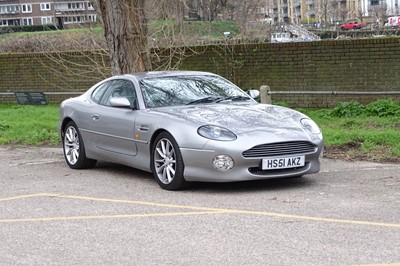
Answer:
xmin=63 ymin=121 xmax=96 ymax=169
xmin=151 ymin=132 xmax=187 ymax=190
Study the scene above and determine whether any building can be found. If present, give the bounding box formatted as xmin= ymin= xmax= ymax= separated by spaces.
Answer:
xmin=270 ymin=0 xmax=398 ymax=24
xmin=0 ymin=0 xmax=97 ymax=28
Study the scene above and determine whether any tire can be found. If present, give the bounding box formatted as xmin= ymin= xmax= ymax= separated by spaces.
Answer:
xmin=151 ymin=132 xmax=187 ymax=190
xmin=63 ymin=121 xmax=96 ymax=169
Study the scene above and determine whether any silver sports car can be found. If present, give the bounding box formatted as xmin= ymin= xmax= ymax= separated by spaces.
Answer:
xmin=59 ymin=71 xmax=323 ymax=190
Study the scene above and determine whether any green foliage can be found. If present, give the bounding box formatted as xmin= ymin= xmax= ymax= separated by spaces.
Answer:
xmin=0 ymin=120 xmax=11 ymax=131
xmin=0 ymin=104 xmax=59 ymax=145
xmin=0 ymin=24 xmax=58 ymax=35
xmin=329 ymin=99 xmax=400 ymax=118
xmin=365 ymin=99 xmax=400 ymax=117
xmin=330 ymin=101 xmax=365 ymax=117
xmin=148 ymin=19 xmax=240 ymax=40
xmin=301 ymin=99 xmax=400 ymax=161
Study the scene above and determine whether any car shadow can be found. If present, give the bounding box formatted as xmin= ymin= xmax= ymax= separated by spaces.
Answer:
xmin=94 ymin=162 xmax=153 ymax=180
xmin=95 ymin=162 xmax=316 ymax=193
xmin=187 ymin=176 xmax=315 ymax=193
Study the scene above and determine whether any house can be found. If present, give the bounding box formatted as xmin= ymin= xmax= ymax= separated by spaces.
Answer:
xmin=0 ymin=0 xmax=97 ymax=28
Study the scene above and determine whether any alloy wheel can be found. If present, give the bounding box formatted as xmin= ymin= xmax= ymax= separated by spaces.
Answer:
xmin=154 ymin=138 xmax=176 ymax=184
xmin=64 ymin=125 xmax=80 ymax=165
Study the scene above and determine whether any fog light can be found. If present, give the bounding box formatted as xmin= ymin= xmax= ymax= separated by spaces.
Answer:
xmin=213 ymin=155 xmax=234 ymax=172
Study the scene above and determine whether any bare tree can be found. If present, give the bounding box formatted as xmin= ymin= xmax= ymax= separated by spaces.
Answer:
xmin=316 ymin=0 xmax=331 ymax=24
xmin=355 ymin=2 xmax=366 ymax=22
xmin=145 ymin=0 xmax=185 ymax=24
xmin=197 ymin=0 xmax=227 ymax=21
xmin=96 ymin=0 xmax=152 ymax=75
xmin=370 ymin=3 xmax=388 ymax=26
xmin=225 ymin=0 xmax=262 ymax=34
xmin=339 ymin=5 xmax=348 ymax=21
xmin=330 ymin=0 xmax=340 ymax=23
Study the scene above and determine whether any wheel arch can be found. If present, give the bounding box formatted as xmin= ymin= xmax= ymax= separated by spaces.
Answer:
xmin=149 ymin=129 xmax=171 ymax=151
xmin=60 ymin=117 xmax=74 ymax=138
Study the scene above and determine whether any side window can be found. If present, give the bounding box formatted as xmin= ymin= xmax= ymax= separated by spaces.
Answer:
xmin=100 ymin=79 xmax=137 ymax=107
xmin=91 ymin=81 xmax=111 ymax=104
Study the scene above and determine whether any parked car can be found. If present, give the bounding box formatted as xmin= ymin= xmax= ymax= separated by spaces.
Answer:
xmin=340 ymin=20 xmax=367 ymax=30
xmin=384 ymin=16 xmax=400 ymax=27
xmin=58 ymin=71 xmax=324 ymax=190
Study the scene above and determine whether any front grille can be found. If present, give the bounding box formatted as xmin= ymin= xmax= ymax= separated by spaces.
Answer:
xmin=242 ymin=141 xmax=317 ymax=158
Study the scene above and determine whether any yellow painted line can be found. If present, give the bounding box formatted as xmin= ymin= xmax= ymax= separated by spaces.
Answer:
xmin=1 ymin=193 xmax=400 ymax=228
xmin=0 ymin=193 xmax=53 ymax=202
xmin=226 ymin=209 xmax=400 ymax=228
xmin=52 ymin=194 xmax=400 ymax=228
xmin=353 ymin=263 xmax=400 ymax=266
xmin=53 ymin=194 xmax=226 ymax=211
xmin=0 ymin=211 xmax=227 ymax=223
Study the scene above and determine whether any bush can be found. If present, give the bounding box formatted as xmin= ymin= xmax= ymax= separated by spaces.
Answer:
xmin=330 ymin=99 xmax=400 ymax=118
xmin=365 ymin=99 xmax=400 ymax=117
xmin=0 ymin=25 xmax=58 ymax=35
xmin=330 ymin=101 xmax=365 ymax=118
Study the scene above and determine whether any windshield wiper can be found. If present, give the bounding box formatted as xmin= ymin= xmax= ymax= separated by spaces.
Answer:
xmin=186 ymin=96 xmax=223 ymax=105
xmin=216 ymin=96 xmax=251 ymax=102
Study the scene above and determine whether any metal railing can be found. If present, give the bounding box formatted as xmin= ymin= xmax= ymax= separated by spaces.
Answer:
xmin=1 ymin=90 xmax=400 ymax=105
xmin=259 ymin=85 xmax=400 ymax=104
xmin=287 ymin=24 xmax=321 ymax=40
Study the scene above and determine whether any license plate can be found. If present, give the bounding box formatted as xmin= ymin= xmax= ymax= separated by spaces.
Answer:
xmin=262 ymin=156 xmax=305 ymax=170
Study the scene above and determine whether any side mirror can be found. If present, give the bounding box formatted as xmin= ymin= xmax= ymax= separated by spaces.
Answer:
xmin=247 ymin=89 xmax=260 ymax=99
xmin=110 ymin=97 xmax=132 ymax=108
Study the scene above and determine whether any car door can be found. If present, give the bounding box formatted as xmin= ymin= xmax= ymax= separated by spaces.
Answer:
xmin=89 ymin=79 xmax=139 ymax=157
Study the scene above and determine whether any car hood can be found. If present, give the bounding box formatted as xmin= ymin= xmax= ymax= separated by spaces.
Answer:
xmin=150 ymin=103 xmax=307 ymax=135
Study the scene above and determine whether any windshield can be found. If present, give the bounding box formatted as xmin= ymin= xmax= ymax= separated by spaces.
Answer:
xmin=139 ymin=75 xmax=252 ymax=108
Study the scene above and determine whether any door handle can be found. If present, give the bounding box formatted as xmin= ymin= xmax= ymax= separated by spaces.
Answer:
xmin=91 ymin=114 xmax=99 ymax=120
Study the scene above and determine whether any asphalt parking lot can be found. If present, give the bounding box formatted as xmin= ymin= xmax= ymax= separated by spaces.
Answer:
xmin=1 ymin=146 xmax=400 ymax=266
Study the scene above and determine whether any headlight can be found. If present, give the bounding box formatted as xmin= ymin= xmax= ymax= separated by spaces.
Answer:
xmin=300 ymin=118 xmax=321 ymax=135
xmin=197 ymin=125 xmax=237 ymax=141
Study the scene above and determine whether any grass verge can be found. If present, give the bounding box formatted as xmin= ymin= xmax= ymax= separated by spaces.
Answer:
xmin=0 ymin=104 xmax=59 ymax=145
xmin=299 ymin=99 xmax=400 ymax=163
xmin=0 ymin=99 xmax=399 ymax=163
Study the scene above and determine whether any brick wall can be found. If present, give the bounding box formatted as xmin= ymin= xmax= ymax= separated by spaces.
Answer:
xmin=1 ymin=38 xmax=400 ymax=107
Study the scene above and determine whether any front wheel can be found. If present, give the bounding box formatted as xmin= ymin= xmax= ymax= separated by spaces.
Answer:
xmin=151 ymin=132 xmax=187 ymax=190
xmin=63 ymin=121 xmax=96 ymax=169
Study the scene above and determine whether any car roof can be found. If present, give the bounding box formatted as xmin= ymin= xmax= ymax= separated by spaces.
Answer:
xmin=121 ymin=71 xmax=219 ymax=80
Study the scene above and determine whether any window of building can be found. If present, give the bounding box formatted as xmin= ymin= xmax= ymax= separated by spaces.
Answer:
xmin=88 ymin=15 xmax=97 ymax=22
xmin=88 ymin=2 xmax=94 ymax=10
xmin=40 ymin=3 xmax=51 ymax=11
xmin=0 ymin=5 xmax=20 ymax=14
xmin=23 ymin=18 xmax=33 ymax=26
xmin=370 ymin=0 xmax=379 ymax=5
xmin=41 ymin=16 xmax=52 ymax=24
xmin=67 ymin=2 xmax=84 ymax=10
xmin=22 ymin=4 xmax=32 ymax=13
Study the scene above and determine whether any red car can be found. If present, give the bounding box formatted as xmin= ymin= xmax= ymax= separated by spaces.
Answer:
xmin=340 ymin=20 xmax=367 ymax=30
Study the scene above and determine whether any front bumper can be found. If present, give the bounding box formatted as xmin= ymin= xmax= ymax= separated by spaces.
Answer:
xmin=180 ymin=139 xmax=323 ymax=183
